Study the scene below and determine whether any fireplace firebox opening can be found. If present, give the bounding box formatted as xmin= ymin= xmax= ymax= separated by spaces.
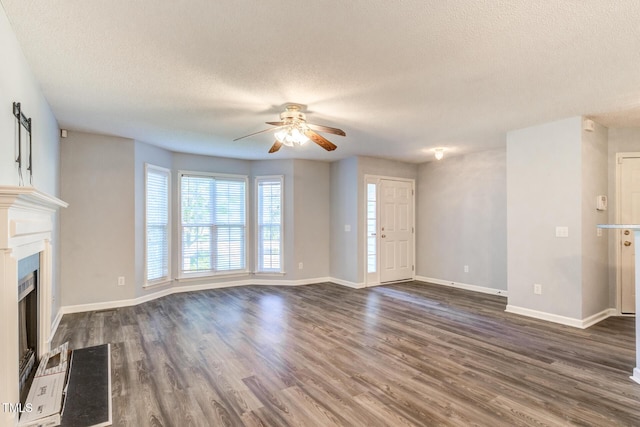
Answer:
xmin=17 ymin=254 xmax=39 ymax=404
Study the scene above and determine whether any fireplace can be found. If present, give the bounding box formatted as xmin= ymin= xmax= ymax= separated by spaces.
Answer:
xmin=18 ymin=254 xmax=39 ymax=403
xmin=0 ymin=187 xmax=67 ymax=426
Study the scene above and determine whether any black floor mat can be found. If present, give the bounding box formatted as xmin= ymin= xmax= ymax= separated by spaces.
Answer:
xmin=61 ymin=344 xmax=111 ymax=427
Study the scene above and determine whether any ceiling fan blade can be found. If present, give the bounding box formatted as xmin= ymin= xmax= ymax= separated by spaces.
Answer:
xmin=304 ymin=130 xmax=337 ymax=151
xmin=233 ymin=126 xmax=284 ymax=141
xmin=306 ymin=123 xmax=346 ymax=137
xmin=268 ymin=141 xmax=283 ymax=153
xmin=265 ymin=121 xmax=286 ymax=126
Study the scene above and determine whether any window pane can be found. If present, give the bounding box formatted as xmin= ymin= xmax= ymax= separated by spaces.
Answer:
xmin=182 ymin=226 xmax=212 ymax=272
xmin=257 ymin=178 xmax=283 ymax=272
xmin=181 ymin=176 xmax=213 ymax=225
xmin=367 ymin=183 xmax=377 ymax=273
xmin=215 ymin=180 xmax=246 ymax=225
xmin=216 ymin=226 xmax=245 ymax=270
xmin=146 ymin=166 xmax=170 ymax=282
xmin=180 ymin=174 xmax=247 ymax=275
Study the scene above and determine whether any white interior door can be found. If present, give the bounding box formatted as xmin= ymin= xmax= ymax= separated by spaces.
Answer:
xmin=620 ymin=157 xmax=640 ymax=314
xmin=379 ymin=179 xmax=414 ymax=283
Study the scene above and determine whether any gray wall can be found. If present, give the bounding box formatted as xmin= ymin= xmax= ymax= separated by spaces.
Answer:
xmin=507 ymin=117 xmax=584 ymax=319
xmin=60 ymin=131 xmax=136 ymax=306
xmin=581 ymin=122 xmax=609 ymax=317
xmin=0 ymin=6 xmax=61 ymax=321
xmin=330 ymin=157 xmax=359 ymax=283
xmin=293 ymin=160 xmax=331 ymax=280
xmin=61 ymin=139 xmax=332 ymax=305
xmin=417 ymin=149 xmax=507 ymax=290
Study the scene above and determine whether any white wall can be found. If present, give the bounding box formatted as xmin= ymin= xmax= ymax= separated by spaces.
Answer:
xmin=60 ymin=131 xmax=136 ymax=306
xmin=417 ymin=149 xmax=507 ymax=290
xmin=0 ymin=6 xmax=61 ymax=319
xmin=507 ymin=117 xmax=584 ymax=319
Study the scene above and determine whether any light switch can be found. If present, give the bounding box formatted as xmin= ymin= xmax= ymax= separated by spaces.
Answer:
xmin=555 ymin=226 xmax=569 ymax=238
xmin=345 ymin=224 xmax=351 ymax=232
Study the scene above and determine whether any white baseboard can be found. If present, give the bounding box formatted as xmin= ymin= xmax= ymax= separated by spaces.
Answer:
xmin=631 ymin=368 xmax=640 ymax=385
xmin=505 ymin=305 xmax=616 ymax=329
xmin=49 ymin=310 xmax=63 ymax=343
xmin=329 ymin=278 xmax=365 ymax=289
xmin=581 ymin=308 xmax=618 ymax=328
xmin=415 ymin=276 xmax=507 ymax=297
xmin=60 ymin=276 xmax=335 ymax=315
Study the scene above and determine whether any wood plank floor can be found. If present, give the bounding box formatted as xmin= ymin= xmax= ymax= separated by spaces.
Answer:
xmin=53 ymin=281 xmax=640 ymax=426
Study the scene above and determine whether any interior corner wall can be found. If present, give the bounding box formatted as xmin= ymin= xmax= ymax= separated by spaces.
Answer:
xmin=417 ymin=149 xmax=507 ymax=290
xmin=60 ymin=131 xmax=136 ymax=306
xmin=581 ymin=121 xmax=609 ymax=318
xmin=330 ymin=157 xmax=359 ymax=283
xmin=506 ymin=117 xmax=583 ymax=320
xmin=0 ymin=6 xmax=61 ymax=321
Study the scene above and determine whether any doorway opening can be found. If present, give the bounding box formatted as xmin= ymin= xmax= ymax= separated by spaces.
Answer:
xmin=616 ymin=153 xmax=640 ymax=314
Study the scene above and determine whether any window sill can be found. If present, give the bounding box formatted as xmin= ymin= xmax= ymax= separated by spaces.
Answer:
xmin=176 ymin=271 xmax=250 ymax=282
xmin=143 ymin=279 xmax=173 ymax=289
xmin=252 ymin=272 xmax=286 ymax=277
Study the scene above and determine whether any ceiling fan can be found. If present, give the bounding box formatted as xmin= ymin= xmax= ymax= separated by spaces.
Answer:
xmin=233 ymin=104 xmax=346 ymax=153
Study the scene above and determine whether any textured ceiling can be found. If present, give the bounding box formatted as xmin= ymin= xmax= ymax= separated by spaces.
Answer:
xmin=2 ymin=1 xmax=640 ymax=162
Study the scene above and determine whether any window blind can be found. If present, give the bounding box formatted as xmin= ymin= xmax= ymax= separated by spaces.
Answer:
xmin=257 ymin=177 xmax=282 ymax=272
xmin=180 ymin=173 xmax=246 ymax=274
xmin=146 ymin=165 xmax=170 ymax=283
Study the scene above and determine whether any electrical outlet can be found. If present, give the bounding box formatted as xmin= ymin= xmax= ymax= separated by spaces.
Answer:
xmin=344 ymin=224 xmax=351 ymax=232
xmin=597 ymin=228 xmax=603 ymax=237
xmin=464 ymin=265 xmax=469 ymax=273
xmin=118 ymin=276 xmax=125 ymax=286
xmin=298 ymin=262 xmax=303 ymax=270
xmin=534 ymin=283 xmax=542 ymax=295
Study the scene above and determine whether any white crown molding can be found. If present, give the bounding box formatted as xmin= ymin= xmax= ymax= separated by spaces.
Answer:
xmin=415 ymin=276 xmax=507 ymax=297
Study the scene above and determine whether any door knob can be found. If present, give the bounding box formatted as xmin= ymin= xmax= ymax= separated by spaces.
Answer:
xmin=625 ymin=230 xmax=631 ymax=235
xmin=624 ymin=241 xmax=632 ymax=246
xmin=381 ymin=234 xmax=386 ymax=238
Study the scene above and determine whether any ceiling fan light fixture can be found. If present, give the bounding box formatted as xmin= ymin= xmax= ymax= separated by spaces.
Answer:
xmin=275 ymin=125 xmax=309 ymax=146
xmin=434 ymin=147 xmax=445 ymax=160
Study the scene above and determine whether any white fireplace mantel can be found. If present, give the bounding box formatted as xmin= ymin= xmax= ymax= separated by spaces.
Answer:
xmin=0 ymin=186 xmax=67 ymax=426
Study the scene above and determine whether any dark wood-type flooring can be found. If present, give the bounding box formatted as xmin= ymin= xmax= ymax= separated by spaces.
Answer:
xmin=53 ymin=281 xmax=640 ymax=426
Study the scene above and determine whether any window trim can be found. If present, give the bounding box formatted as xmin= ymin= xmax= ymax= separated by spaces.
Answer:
xmin=255 ymin=175 xmax=284 ymax=274
xmin=178 ymin=170 xmax=249 ymax=279
xmin=144 ymin=163 xmax=171 ymax=287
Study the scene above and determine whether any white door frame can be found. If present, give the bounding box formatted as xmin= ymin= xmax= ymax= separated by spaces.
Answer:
xmin=363 ymin=174 xmax=415 ymax=287
xmin=615 ymin=152 xmax=640 ymax=315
